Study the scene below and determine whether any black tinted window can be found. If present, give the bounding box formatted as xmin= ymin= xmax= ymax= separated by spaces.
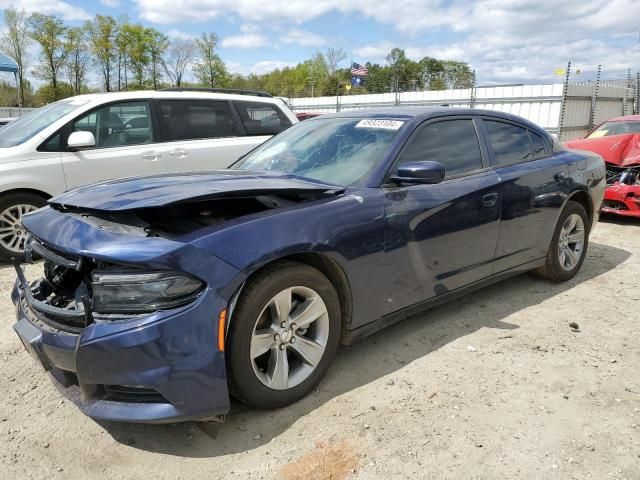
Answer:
xmin=235 ymin=101 xmax=292 ymax=135
xmin=398 ymin=119 xmax=483 ymax=176
xmin=159 ymin=100 xmax=235 ymax=141
xmin=40 ymin=133 xmax=62 ymax=151
xmin=484 ymin=120 xmax=534 ymax=165
xmin=529 ymin=130 xmax=548 ymax=157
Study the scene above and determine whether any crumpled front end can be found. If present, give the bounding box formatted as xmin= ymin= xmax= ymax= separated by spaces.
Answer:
xmin=12 ymin=206 xmax=244 ymax=423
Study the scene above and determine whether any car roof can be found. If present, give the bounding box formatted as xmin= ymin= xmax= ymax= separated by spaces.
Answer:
xmin=606 ymin=114 xmax=640 ymax=123
xmin=61 ymin=90 xmax=284 ymax=105
xmin=315 ymin=106 xmax=547 ymax=133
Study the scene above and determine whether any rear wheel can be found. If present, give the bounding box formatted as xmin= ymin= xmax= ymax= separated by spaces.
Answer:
xmin=226 ymin=261 xmax=341 ymax=409
xmin=534 ymin=201 xmax=589 ymax=282
xmin=0 ymin=192 xmax=47 ymax=262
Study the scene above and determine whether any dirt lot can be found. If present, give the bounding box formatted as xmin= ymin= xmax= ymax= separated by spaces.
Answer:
xmin=1 ymin=217 xmax=639 ymax=480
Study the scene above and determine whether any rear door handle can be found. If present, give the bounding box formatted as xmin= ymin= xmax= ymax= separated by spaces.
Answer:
xmin=169 ymin=149 xmax=188 ymax=158
xmin=482 ymin=192 xmax=499 ymax=207
xmin=141 ymin=151 xmax=159 ymax=161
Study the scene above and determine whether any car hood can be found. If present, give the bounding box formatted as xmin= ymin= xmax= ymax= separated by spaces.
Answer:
xmin=49 ymin=170 xmax=344 ymax=211
xmin=565 ymin=133 xmax=640 ymax=167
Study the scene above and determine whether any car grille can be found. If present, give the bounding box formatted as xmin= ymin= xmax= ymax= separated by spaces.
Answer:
xmin=602 ymin=200 xmax=628 ymax=210
xmin=605 ymin=164 xmax=627 ymax=185
xmin=104 ymin=385 xmax=168 ymax=403
xmin=19 ymin=237 xmax=92 ymax=333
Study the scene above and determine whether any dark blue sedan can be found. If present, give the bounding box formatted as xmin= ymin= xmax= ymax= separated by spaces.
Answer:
xmin=12 ymin=107 xmax=605 ymax=423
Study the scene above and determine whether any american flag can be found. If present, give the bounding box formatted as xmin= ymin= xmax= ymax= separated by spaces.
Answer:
xmin=351 ymin=62 xmax=368 ymax=76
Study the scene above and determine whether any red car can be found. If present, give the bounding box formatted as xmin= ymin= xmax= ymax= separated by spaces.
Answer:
xmin=565 ymin=115 xmax=640 ymax=217
xmin=295 ymin=112 xmax=322 ymax=121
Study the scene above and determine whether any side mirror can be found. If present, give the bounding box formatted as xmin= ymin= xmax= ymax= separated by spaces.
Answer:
xmin=390 ymin=161 xmax=446 ymax=185
xmin=67 ymin=131 xmax=96 ymax=150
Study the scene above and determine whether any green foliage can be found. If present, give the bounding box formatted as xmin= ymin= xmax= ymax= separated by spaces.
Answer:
xmin=0 ymin=79 xmax=33 ymax=107
xmin=225 ymin=47 xmax=474 ymax=96
xmin=33 ymin=81 xmax=75 ymax=105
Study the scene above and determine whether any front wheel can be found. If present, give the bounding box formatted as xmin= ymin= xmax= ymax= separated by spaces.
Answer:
xmin=226 ymin=261 xmax=341 ymax=409
xmin=0 ymin=192 xmax=47 ymax=262
xmin=534 ymin=200 xmax=589 ymax=282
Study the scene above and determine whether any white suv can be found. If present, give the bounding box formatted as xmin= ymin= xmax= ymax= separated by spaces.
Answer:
xmin=0 ymin=89 xmax=297 ymax=260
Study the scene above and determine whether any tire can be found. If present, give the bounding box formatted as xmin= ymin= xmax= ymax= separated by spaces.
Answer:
xmin=0 ymin=192 xmax=47 ymax=262
xmin=534 ymin=201 xmax=589 ymax=282
xmin=226 ymin=260 xmax=341 ymax=409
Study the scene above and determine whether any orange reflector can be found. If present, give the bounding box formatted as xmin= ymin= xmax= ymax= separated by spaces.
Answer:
xmin=217 ymin=309 xmax=227 ymax=352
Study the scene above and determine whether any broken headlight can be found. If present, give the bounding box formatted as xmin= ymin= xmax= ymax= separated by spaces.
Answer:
xmin=91 ymin=270 xmax=204 ymax=314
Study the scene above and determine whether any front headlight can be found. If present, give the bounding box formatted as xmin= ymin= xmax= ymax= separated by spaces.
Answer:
xmin=91 ymin=270 xmax=204 ymax=314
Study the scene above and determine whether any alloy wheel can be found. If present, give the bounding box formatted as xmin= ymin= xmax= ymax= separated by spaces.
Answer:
xmin=0 ymin=204 xmax=37 ymax=254
xmin=557 ymin=213 xmax=585 ymax=271
xmin=250 ymin=286 xmax=330 ymax=390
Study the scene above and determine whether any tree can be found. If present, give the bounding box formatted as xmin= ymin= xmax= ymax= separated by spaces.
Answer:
xmin=386 ymin=48 xmax=407 ymax=92
xmin=86 ymin=15 xmax=117 ymax=92
xmin=305 ymin=56 xmax=325 ymax=97
xmin=117 ymin=22 xmax=149 ymax=89
xmin=323 ymin=47 xmax=346 ymax=76
xmin=2 ymin=7 xmax=30 ymax=106
xmin=28 ymin=13 xmax=69 ymax=100
xmin=163 ymin=38 xmax=196 ymax=87
xmin=147 ymin=28 xmax=168 ymax=89
xmin=442 ymin=61 xmax=474 ymax=89
xmin=419 ymin=57 xmax=446 ymax=90
xmin=66 ymin=26 xmax=90 ymax=95
xmin=193 ymin=32 xmax=228 ymax=87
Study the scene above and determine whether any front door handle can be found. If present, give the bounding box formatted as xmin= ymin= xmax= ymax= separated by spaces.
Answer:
xmin=482 ymin=192 xmax=499 ymax=207
xmin=141 ymin=151 xmax=159 ymax=161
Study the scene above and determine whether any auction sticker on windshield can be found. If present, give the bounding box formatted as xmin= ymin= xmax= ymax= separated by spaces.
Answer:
xmin=355 ymin=119 xmax=404 ymax=130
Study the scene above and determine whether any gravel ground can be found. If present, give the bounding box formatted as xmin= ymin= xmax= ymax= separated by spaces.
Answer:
xmin=0 ymin=217 xmax=639 ymax=480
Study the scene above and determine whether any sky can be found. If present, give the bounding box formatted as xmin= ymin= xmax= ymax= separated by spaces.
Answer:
xmin=1 ymin=0 xmax=640 ymax=86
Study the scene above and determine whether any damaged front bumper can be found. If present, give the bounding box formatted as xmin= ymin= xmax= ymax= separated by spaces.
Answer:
xmin=602 ymin=184 xmax=640 ymax=217
xmin=602 ymin=164 xmax=640 ymax=218
xmin=12 ymin=206 xmax=245 ymax=423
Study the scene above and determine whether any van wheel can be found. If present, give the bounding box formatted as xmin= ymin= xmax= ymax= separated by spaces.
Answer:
xmin=0 ymin=192 xmax=47 ymax=262
xmin=226 ymin=261 xmax=341 ymax=409
xmin=534 ymin=201 xmax=589 ymax=282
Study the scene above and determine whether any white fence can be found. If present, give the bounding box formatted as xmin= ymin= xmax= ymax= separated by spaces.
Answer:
xmin=3 ymin=82 xmax=636 ymax=142
xmin=0 ymin=106 xmax=35 ymax=118
xmin=291 ymin=82 xmax=637 ymax=141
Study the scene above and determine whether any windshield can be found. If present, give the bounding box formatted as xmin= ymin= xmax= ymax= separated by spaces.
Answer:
xmin=587 ymin=121 xmax=640 ymax=138
xmin=234 ymin=117 xmax=405 ymax=186
xmin=0 ymin=99 xmax=87 ymax=148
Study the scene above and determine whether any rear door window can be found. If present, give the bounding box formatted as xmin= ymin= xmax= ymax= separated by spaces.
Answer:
xmin=234 ymin=101 xmax=292 ymax=136
xmin=483 ymin=120 xmax=534 ymax=166
xmin=529 ymin=130 xmax=549 ymax=157
xmin=158 ymin=100 xmax=236 ymax=141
